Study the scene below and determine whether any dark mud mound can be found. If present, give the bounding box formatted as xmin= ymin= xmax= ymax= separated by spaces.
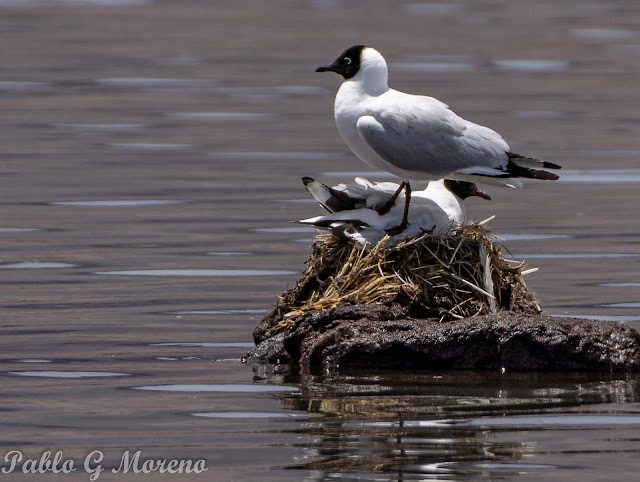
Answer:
xmin=246 ymin=305 xmax=640 ymax=374
xmin=246 ymin=228 xmax=640 ymax=374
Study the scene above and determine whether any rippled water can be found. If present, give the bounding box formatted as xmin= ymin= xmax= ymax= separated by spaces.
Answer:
xmin=1 ymin=0 xmax=640 ymax=480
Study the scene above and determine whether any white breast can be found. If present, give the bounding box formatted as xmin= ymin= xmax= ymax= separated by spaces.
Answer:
xmin=333 ymin=82 xmax=400 ymax=175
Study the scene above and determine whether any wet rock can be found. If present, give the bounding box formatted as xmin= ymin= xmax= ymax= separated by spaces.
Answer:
xmin=245 ymin=305 xmax=640 ymax=374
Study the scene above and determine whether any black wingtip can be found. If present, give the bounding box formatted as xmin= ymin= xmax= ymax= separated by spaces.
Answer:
xmin=302 ymin=176 xmax=315 ymax=186
xmin=505 ymin=159 xmax=561 ymax=181
xmin=542 ymin=161 xmax=562 ymax=170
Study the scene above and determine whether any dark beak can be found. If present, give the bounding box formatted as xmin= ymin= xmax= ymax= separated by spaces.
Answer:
xmin=472 ymin=188 xmax=492 ymax=201
xmin=315 ymin=65 xmax=335 ymax=73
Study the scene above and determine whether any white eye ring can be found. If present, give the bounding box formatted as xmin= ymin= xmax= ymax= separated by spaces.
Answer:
xmin=343 ymin=57 xmax=352 ymax=65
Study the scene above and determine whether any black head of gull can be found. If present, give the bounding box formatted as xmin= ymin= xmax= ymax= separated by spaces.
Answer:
xmin=443 ymin=180 xmax=492 ymax=201
xmin=315 ymin=45 xmax=367 ymax=79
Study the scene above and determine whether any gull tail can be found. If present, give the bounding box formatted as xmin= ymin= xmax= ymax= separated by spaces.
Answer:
xmin=302 ymin=177 xmax=358 ymax=213
xmin=505 ymin=152 xmax=561 ymax=180
xmin=451 ymin=152 xmax=561 ymax=188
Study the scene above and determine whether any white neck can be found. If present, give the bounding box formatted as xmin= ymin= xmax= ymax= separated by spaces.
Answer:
xmin=351 ymin=47 xmax=389 ymax=96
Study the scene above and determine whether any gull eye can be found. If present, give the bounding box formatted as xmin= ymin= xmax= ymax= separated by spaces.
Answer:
xmin=343 ymin=57 xmax=352 ymax=65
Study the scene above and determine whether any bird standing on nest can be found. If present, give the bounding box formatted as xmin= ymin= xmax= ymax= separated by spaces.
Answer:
xmin=316 ymin=45 xmax=561 ymax=235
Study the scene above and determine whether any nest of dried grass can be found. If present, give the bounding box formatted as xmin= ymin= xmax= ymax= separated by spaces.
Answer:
xmin=263 ymin=223 xmax=541 ymax=337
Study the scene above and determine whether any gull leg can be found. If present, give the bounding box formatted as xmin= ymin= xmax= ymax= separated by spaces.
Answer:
xmin=386 ymin=182 xmax=411 ymax=236
xmin=377 ymin=181 xmax=405 ymax=215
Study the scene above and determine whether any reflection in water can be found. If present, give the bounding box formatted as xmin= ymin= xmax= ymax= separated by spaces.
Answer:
xmin=264 ymin=372 xmax=640 ymax=477
xmin=192 ymin=411 xmax=308 ymax=419
xmin=466 ymin=414 xmax=640 ymax=427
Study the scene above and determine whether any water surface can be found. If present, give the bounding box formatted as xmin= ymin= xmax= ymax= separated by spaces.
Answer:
xmin=1 ymin=1 xmax=640 ymax=480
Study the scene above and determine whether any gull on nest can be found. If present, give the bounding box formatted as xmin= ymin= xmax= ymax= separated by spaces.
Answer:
xmin=300 ymin=177 xmax=490 ymax=245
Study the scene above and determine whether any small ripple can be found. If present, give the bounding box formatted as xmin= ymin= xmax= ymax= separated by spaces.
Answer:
xmin=491 ymin=59 xmax=570 ymax=71
xmin=96 ymin=77 xmax=214 ymax=87
xmin=192 ymin=411 xmax=307 ymax=419
xmin=52 ymin=200 xmax=185 ymax=207
xmin=561 ymin=169 xmax=640 ymax=183
xmin=498 ymin=234 xmax=573 ymax=242
xmin=5 ymin=0 xmax=152 ymax=4
xmin=599 ymin=302 xmax=640 ymax=308
xmin=168 ymin=112 xmax=273 ymax=120
xmin=207 ymin=252 xmax=252 ymax=256
xmin=548 ymin=150 xmax=640 ymax=157
xmin=0 ymin=228 xmax=43 ymax=233
xmin=390 ymin=62 xmax=474 ymax=73
xmin=514 ymin=253 xmax=639 ymax=259
xmin=54 ymin=123 xmax=144 ymax=131
xmin=150 ymin=342 xmax=255 ymax=348
xmin=8 ymin=371 xmax=129 ymax=378
xmin=134 ymin=384 xmax=298 ymax=393
xmin=466 ymin=414 xmax=640 ymax=427
xmin=609 ymin=44 xmax=640 ymax=53
xmin=252 ymin=227 xmax=316 ymax=233
xmin=109 ymin=143 xmax=194 ymax=150
xmin=402 ymin=3 xmax=463 ymax=14
xmin=15 ymin=359 xmax=52 ymax=363
xmin=599 ymin=283 xmax=640 ymax=287
xmin=550 ymin=314 xmax=640 ymax=322
xmin=95 ymin=269 xmax=298 ymax=276
xmin=512 ymin=110 xmax=566 ymax=118
xmin=275 ymin=199 xmax=316 ymax=204
xmin=0 ymin=81 xmax=49 ymax=90
xmin=172 ymin=309 xmax=268 ymax=315
xmin=570 ymin=28 xmax=638 ymax=39
xmin=215 ymin=85 xmax=326 ymax=98
xmin=472 ymin=462 xmax=555 ymax=471
xmin=0 ymin=262 xmax=75 ymax=269
xmin=310 ymin=0 xmax=342 ymax=9
xmin=212 ymin=151 xmax=337 ymax=160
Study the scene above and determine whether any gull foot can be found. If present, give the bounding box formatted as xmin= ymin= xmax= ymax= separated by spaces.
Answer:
xmin=385 ymin=221 xmax=409 ymax=237
xmin=377 ymin=181 xmax=406 ymax=216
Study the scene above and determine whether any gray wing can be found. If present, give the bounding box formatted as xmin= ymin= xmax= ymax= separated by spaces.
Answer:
xmin=356 ymin=96 xmax=510 ymax=178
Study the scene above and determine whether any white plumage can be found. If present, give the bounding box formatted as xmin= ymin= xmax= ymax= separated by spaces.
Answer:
xmin=316 ymin=45 xmax=560 ymax=234
xmin=300 ymin=177 xmax=485 ymax=245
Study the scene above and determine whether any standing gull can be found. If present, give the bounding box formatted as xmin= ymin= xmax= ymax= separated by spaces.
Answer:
xmin=316 ymin=45 xmax=561 ymax=234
